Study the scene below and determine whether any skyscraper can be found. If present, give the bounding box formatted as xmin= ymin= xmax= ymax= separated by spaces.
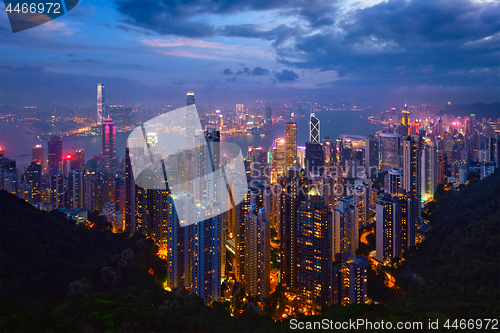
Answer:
xmin=295 ymin=192 xmax=332 ymax=313
xmin=364 ymin=137 xmax=379 ymax=178
xmin=422 ymin=141 xmax=437 ymax=198
xmin=403 ymin=134 xmax=423 ymax=230
xmin=97 ymin=83 xmax=105 ymax=126
xmin=385 ymin=169 xmax=403 ymax=195
xmin=379 ymin=133 xmax=400 ymax=172
xmin=280 ymin=163 xmax=308 ymax=289
xmin=305 ymin=142 xmax=324 ymax=175
xmin=124 ymin=147 xmax=135 ymax=233
xmin=50 ymin=171 xmax=65 ymax=209
xmin=333 ymin=196 xmax=358 ymax=256
xmin=375 ymin=192 xmax=412 ymax=263
xmin=67 ymin=170 xmax=84 ymax=209
xmin=265 ymin=103 xmax=272 ymax=128
xmin=101 ymin=118 xmax=117 ymax=172
xmin=244 ymin=204 xmax=270 ymax=299
xmin=47 ymin=135 xmax=62 ymax=176
xmin=192 ymin=202 xmax=222 ymax=304
xmin=437 ymin=150 xmax=447 ymax=185
xmin=236 ymin=104 xmax=244 ymax=117
xmin=185 ymin=92 xmax=197 ymax=150
xmin=401 ymin=105 xmax=410 ymax=126
xmin=186 ymin=91 xmax=195 ymax=106
xmin=272 ymin=138 xmax=286 ymax=177
xmin=32 ymin=144 xmax=44 ymax=169
xmin=164 ymin=192 xmax=194 ymax=290
xmin=332 ymin=252 xmax=367 ymax=305
xmin=71 ymin=149 xmax=85 ymax=170
xmin=26 ymin=161 xmax=42 ymax=204
xmin=285 ymin=122 xmax=297 ymax=172
xmin=309 ymin=113 xmax=320 ymax=144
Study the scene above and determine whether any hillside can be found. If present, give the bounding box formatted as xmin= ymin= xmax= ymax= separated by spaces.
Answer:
xmin=439 ymin=102 xmax=500 ymax=119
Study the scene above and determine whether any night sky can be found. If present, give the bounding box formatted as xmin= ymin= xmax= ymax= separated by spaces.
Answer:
xmin=0 ymin=0 xmax=499 ymax=106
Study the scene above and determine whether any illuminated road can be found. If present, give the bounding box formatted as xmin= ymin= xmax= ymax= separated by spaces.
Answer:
xmin=360 ymin=229 xmax=374 ymax=245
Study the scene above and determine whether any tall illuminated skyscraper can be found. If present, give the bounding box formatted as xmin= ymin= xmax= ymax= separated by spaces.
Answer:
xmin=309 ymin=113 xmax=320 ymax=144
xmin=101 ymin=119 xmax=116 ymax=172
xmin=305 ymin=142 xmax=324 ymax=175
xmin=48 ymin=135 xmax=62 ymax=176
xmin=285 ymin=122 xmax=297 ymax=172
xmin=265 ymin=103 xmax=272 ymax=129
xmin=50 ymin=171 xmax=64 ymax=209
xmin=295 ymin=192 xmax=332 ymax=313
xmin=379 ymin=133 xmax=400 ymax=172
xmin=192 ymin=202 xmax=222 ymax=304
xmin=244 ymin=204 xmax=270 ymax=299
xmin=332 ymin=252 xmax=367 ymax=305
xmin=71 ymin=149 xmax=85 ymax=170
xmin=401 ymin=105 xmax=410 ymax=126
xmin=403 ymin=134 xmax=423 ymax=230
xmin=333 ymin=196 xmax=358 ymax=256
xmin=186 ymin=91 xmax=195 ymax=106
xmin=280 ymin=163 xmax=308 ymax=289
xmin=272 ymin=138 xmax=286 ymax=177
xmin=26 ymin=161 xmax=42 ymax=204
xmin=164 ymin=192 xmax=194 ymax=290
xmin=422 ymin=141 xmax=437 ymax=198
xmin=124 ymin=147 xmax=135 ymax=233
xmin=364 ymin=136 xmax=379 ymax=178
xmin=32 ymin=144 xmax=44 ymax=169
xmin=385 ymin=169 xmax=403 ymax=195
xmin=67 ymin=169 xmax=84 ymax=209
xmin=97 ymin=83 xmax=105 ymax=126
xmin=236 ymin=104 xmax=244 ymax=117
xmin=375 ymin=192 xmax=412 ymax=263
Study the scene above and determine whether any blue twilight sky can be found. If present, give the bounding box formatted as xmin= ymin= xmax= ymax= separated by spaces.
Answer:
xmin=0 ymin=0 xmax=499 ymax=107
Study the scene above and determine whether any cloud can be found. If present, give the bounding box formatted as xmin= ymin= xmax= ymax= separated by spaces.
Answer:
xmin=172 ymin=79 xmax=186 ymax=85
xmin=274 ymin=69 xmax=299 ymax=82
xmin=100 ymin=23 xmax=154 ymax=36
xmin=251 ymin=67 xmax=270 ymax=75
xmin=235 ymin=66 xmax=270 ymax=76
xmin=237 ymin=68 xmax=250 ymax=75
xmin=277 ymin=0 xmax=500 ymax=88
xmin=69 ymin=58 xmax=105 ymax=63
xmin=223 ymin=68 xmax=233 ymax=75
xmin=140 ymin=37 xmax=272 ymax=61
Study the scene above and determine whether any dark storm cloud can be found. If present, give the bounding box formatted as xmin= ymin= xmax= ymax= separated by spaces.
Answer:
xmin=112 ymin=0 xmax=317 ymax=40
xmin=279 ymin=0 xmax=500 ymax=87
xmin=274 ymin=69 xmax=299 ymax=82
xmin=221 ymin=24 xmax=304 ymax=47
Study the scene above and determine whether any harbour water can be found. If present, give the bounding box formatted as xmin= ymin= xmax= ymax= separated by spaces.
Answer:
xmin=0 ymin=110 xmax=379 ymax=167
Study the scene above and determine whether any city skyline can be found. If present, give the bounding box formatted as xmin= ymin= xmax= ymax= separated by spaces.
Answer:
xmin=0 ymin=0 xmax=499 ymax=329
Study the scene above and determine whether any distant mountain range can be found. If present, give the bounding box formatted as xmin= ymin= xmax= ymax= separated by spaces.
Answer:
xmin=439 ymin=102 xmax=500 ymax=119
